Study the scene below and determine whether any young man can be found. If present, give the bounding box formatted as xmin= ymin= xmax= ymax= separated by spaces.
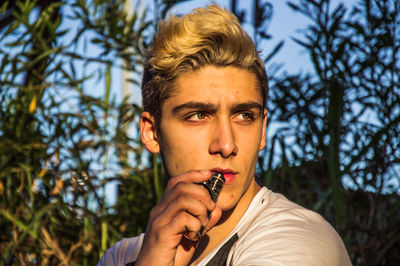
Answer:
xmin=99 ymin=5 xmax=351 ymax=266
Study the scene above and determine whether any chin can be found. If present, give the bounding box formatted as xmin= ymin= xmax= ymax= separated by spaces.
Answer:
xmin=217 ymin=195 xmax=238 ymax=211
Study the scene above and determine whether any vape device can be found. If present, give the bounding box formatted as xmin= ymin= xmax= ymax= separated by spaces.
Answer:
xmin=201 ymin=172 xmax=225 ymax=202
xmin=185 ymin=172 xmax=225 ymax=242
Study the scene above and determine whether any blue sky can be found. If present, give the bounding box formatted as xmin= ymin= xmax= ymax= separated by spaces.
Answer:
xmin=58 ymin=0 xmax=358 ymax=105
xmin=117 ymin=0 xmax=358 ymax=104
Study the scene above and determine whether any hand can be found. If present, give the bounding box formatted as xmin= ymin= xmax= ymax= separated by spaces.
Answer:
xmin=135 ymin=170 xmax=222 ymax=266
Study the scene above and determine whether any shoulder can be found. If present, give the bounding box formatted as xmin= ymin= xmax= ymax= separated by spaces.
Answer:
xmin=97 ymin=234 xmax=144 ymax=266
xmin=230 ymin=188 xmax=351 ymax=265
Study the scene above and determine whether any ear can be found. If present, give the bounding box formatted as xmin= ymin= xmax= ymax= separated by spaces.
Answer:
xmin=259 ymin=109 xmax=268 ymax=151
xmin=140 ymin=112 xmax=160 ymax=153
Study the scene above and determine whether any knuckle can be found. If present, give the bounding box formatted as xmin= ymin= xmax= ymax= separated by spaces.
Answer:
xmin=151 ymin=216 xmax=167 ymax=233
xmin=166 ymin=178 xmax=178 ymax=190
xmin=175 ymin=181 xmax=189 ymax=191
xmin=177 ymin=211 xmax=188 ymax=221
xmin=167 ymin=173 xmax=190 ymax=189
xmin=180 ymin=212 xmax=200 ymax=229
xmin=148 ymin=206 xmax=159 ymax=221
xmin=175 ymin=195 xmax=191 ymax=209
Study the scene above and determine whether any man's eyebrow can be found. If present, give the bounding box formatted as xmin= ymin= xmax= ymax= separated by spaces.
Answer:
xmin=171 ymin=102 xmax=218 ymax=115
xmin=230 ymin=102 xmax=264 ymax=114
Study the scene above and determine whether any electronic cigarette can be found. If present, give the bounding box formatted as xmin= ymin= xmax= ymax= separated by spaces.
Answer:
xmin=183 ymin=172 xmax=225 ymax=242
xmin=201 ymin=172 xmax=225 ymax=202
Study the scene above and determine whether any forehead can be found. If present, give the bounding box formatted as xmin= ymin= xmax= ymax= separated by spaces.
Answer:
xmin=167 ymin=65 xmax=262 ymax=105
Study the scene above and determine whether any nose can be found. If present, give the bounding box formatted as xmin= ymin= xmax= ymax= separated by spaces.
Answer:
xmin=209 ymin=118 xmax=238 ymax=158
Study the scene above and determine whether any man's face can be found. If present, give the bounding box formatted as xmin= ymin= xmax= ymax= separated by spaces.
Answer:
xmin=145 ymin=65 xmax=267 ymax=211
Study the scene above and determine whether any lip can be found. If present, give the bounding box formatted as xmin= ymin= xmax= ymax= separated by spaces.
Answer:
xmin=210 ymin=168 xmax=238 ymax=184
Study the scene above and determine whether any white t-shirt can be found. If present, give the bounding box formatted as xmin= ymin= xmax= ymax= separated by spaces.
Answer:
xmin=98 ymin=187 xmax=352 ymax=265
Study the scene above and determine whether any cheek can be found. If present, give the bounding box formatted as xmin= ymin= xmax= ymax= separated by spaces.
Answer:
xmin=160 ymin=135 xmax=205 ymax=175
xmin=237 ymin=128 xmax=262 ymax=152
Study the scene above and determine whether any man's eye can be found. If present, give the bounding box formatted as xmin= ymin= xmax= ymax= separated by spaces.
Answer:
xmin=236 ymin=112 xmax=255 ymax=122
xmin=185 ymin=112 xmax=208 ymax=121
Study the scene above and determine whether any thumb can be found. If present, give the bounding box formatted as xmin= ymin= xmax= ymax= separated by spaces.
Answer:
xmin=203 ymin=207 xmax=222 ymax=234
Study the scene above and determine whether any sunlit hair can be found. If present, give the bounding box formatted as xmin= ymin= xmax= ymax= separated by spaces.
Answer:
xmin=141 ymin=4 xmax=268 ymax=126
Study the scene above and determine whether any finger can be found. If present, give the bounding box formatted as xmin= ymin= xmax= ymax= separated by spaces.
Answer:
xmin=175 ymin=239 xmax=197 ymax=266
xmin=183 ymin=230 xmax=201 ymax=242
xmin=165 ymin=170 xmax=211 ymax=191
xmin=153 ymin=182 xmax=215 ymax=220
xmin=162 ymin=195 xmax=210 ymax=227
xmin=168 ymin=211 xmax=202 ymax=239
xmin=203 ymin=206 xmax=222 ymax=234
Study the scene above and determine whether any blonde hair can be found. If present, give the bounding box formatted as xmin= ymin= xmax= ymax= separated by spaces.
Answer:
xmin=142 ymin=4 xmax=268 ymax=124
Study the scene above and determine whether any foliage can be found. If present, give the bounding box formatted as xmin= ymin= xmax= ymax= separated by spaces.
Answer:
xmin=0 ymin=0 xmax=179 ymax=264
xmin=0 ymin=0 xmax=399 ymax=265
xmin=257 ymin=0 xmax=400 ymax=264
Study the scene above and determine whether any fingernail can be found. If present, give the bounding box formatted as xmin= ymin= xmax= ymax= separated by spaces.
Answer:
xmin=200 ymin=170 xmax=209 ymax=175
xmin=210 ymin=200 xmax=215 ymax=209
xmin=203 ymin=218 xmax=209 ymax=227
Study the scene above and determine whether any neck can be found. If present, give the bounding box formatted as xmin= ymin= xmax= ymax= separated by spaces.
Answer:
xmin=190 ymin=179 xmax=261 ymax=264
